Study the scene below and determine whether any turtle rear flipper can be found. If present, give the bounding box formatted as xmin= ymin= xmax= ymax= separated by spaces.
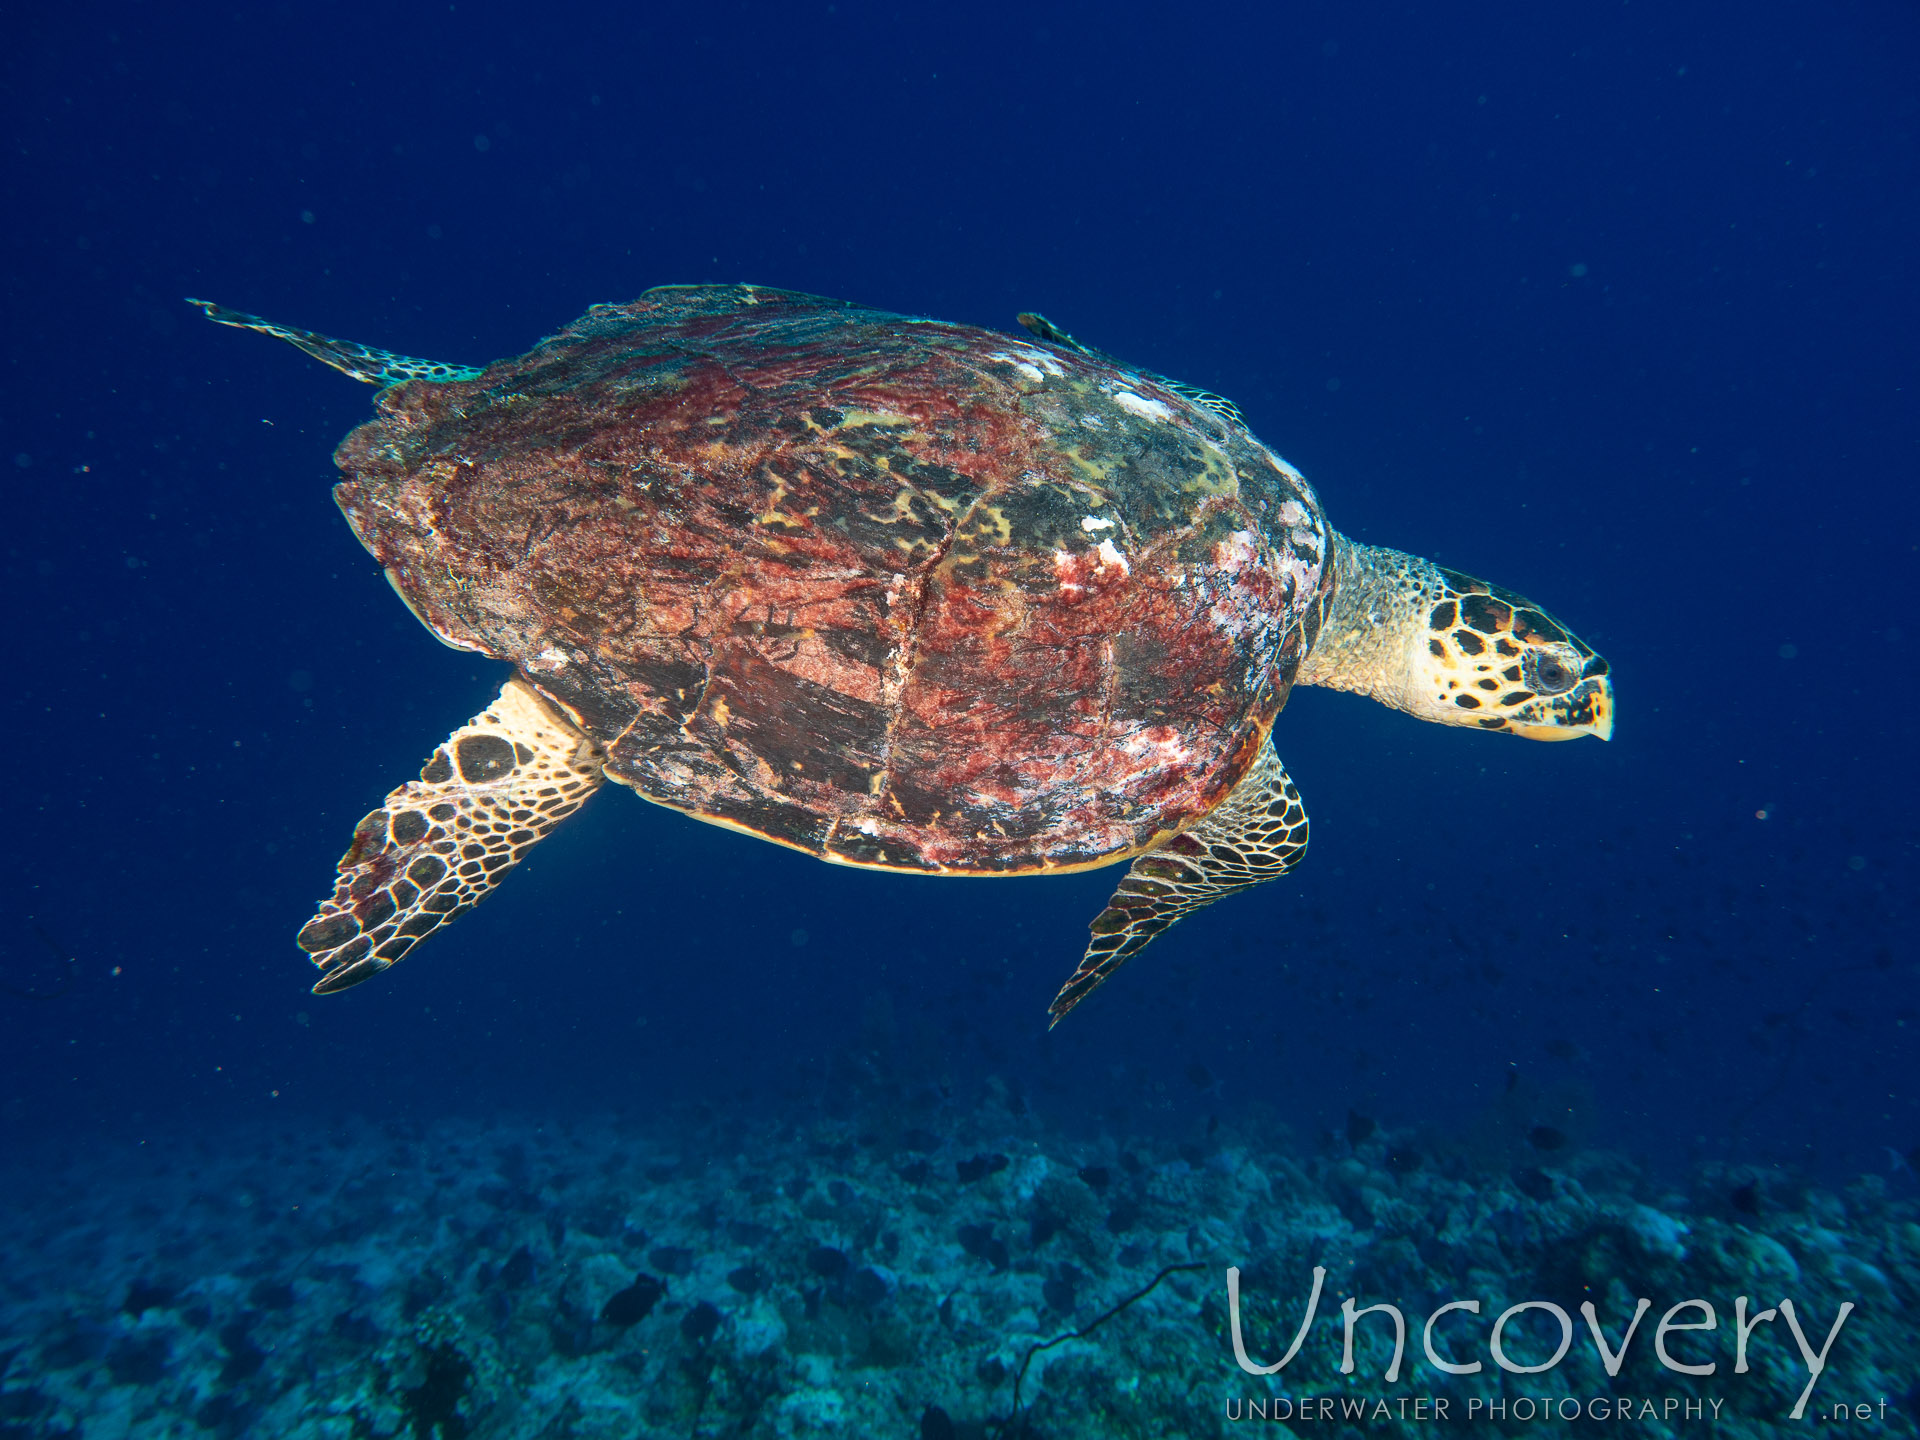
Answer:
xmin=297 ymin=678 xmax=604 ymax=995
xmin=1047 ymin=741 xmax=1308 ymax=1026
xmin=186 ymin=298 xmax=483 ymax=386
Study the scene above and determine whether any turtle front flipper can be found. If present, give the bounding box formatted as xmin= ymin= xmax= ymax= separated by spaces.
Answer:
xmin=1047 ymin=741 xmax=1308 ymax=1027
xmin=296 ymin=678 xmax=604 ymax=995
xmin=185 ymin=298 xmax=483 ymax=385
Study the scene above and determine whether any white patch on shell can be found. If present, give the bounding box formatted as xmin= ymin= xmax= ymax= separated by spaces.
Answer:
xmin=1121 ymin=726 xmax=1195 ymax=769
xmin=1055 ymin=538 xmax=1130 ymax=595
xmin=528 ymin=645 xmax=571 ymax=673
xmin=1080 ymin=514 xmax=1115 ymax=532
xmin=1272 ymin=499 xmax=1308 ymax=529
xmin=1052 ymin=549 xmax=1086 ymax=597
xmin=1207 ymin=530 xmax=1267 ymax=639
xmin=1212 ymin=529 xmax=1261 ymax=570
xmin=988 ymin=346 xmax=1066 ymax=384
xmin=1112 ymin=389 xmax=1175 ymax=423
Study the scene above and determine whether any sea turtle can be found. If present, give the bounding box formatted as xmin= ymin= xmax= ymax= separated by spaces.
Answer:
xmin=189 ymin=285 xmax=1612 ymax=1023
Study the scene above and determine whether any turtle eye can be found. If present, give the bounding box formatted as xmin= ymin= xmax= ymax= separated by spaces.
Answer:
xmin=1525 ymin=651 xmax=1578 ymax=695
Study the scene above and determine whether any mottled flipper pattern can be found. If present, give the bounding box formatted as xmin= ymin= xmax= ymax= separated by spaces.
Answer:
xmin=185 ymin=298 xmax=483 ymax=385
xmin=296 ymin=678 xmax=605 ymax=995
xmin=1047 ymin=741 xmax=1308 ymax=1026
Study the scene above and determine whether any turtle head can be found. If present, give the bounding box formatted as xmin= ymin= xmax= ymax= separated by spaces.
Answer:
xmin=1410 ymin=568 xmax=1612 ymax=741
xmin=1296 ymin=533 xmax=1613 ymax=741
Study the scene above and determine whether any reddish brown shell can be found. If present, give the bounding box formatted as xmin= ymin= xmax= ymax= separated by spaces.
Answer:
xmin=332 ymin=285 xmax=1330 ymax=873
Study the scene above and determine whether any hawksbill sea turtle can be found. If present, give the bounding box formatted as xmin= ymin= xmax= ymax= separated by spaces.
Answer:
xmin=189 ymin=286 xmax=1612 ymax=1023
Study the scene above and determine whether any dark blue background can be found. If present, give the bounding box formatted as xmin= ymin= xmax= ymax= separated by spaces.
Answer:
xmin=3 ymin=2 xmax=1914 ymax=1178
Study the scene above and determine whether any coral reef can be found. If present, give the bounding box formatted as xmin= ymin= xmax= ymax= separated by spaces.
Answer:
xmin=0 ymin=1091 xmax=1913 ymax=1438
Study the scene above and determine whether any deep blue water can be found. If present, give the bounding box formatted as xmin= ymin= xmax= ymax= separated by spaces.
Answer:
xmin=4 ymin=0 xmax=1915 ymax=1205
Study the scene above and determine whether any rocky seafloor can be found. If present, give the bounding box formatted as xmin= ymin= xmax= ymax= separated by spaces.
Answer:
xmin=1 ymin=1080 xmax=1915 ymax=1439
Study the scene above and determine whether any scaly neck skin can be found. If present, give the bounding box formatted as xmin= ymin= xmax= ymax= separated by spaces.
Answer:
xmin=1294 ymin=531 xmax=1440 ymax=717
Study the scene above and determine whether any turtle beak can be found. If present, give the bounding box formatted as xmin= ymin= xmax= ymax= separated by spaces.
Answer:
xmin=1507 ymin=673 xmax=1613 ymax=742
